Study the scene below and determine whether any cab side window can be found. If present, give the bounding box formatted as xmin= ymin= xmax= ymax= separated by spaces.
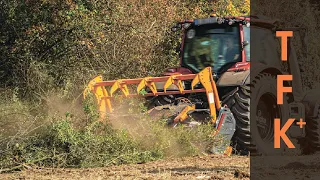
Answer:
xmin=243 ymin=26 xmax=250 ymax=61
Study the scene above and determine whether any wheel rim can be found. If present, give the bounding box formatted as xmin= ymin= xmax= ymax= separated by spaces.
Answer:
xmin=256 ymin=93 xmax=280 ymax=143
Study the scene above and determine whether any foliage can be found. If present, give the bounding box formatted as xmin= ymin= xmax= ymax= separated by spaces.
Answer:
xmin=0 ymin=119 xmax=162 ymax=169
xmin=0 ymin=96 xmax=217 ymax=170
xmin=0 ymin=0 xmax=250 ymax=101
xmin=212 ymin=0 xmax=250 ymax=17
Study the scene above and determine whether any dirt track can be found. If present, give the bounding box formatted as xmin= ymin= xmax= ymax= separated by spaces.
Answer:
xmin=1 ymin=155 xmax=249 ymax=180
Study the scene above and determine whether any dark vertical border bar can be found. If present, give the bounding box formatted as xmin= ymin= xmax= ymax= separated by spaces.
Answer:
xmin=250 ymin=0 xmax=320 ymax=179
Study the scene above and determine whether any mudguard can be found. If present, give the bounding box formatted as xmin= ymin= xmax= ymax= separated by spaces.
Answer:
xmin=217 ymin=63 xmax=283 ymax=87
xmin=216 ymin=70 xmax=250 ymax=87
xmin=244 ymin=62 xmax=283 ymax=85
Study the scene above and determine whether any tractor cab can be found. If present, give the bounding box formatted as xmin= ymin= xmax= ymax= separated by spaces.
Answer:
xmin=172 ymin=17 xmax=250 ymax=75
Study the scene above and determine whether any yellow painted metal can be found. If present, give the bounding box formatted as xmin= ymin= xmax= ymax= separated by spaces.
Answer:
xmin=137 ymin=77 xmax=158 ymax=95
xmin=164 ymin=76 xmax=184 ymax=93
xmin=210 ymin=77 xmax=221 ymax=110
xmin=110 ymin=80 xmax=130 ymax=97
xmin=224 ymin=146 xmax=233 ymax=156
xmin=83 ymin=75 xmax=112 ymax=120
xmin=191 ymin=67 xmax=218 ymax=123
xmin=173 ymin=105 xmax=196 ymax=123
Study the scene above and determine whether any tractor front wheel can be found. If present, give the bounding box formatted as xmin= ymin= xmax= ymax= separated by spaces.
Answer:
xmin=222 ymin=86 xmax=251 ymax=155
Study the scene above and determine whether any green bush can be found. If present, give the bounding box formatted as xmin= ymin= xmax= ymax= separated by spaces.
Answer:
xmin=0 ymin=95 xmax=219 ymax=170
xmin=0 ymin=118 xmax=164 ymax=169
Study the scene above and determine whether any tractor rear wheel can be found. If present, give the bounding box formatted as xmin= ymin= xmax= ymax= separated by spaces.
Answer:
xmin=303 ymin=108 xmax=320 ymax=154
xmin=222 ymin=73 xmax=288 ymax=155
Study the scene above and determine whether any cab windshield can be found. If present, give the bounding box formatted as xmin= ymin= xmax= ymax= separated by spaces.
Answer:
xmin=182 ymin=24 xmax=241 ymax=73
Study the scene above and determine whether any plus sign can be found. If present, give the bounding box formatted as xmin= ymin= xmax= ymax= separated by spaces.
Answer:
xmin=296 ymin=118 xmax=306 ymax=128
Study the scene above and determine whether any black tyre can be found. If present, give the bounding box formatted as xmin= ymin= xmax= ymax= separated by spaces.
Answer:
xmin=222 ymin=85 xmax=251 ymax=154
xmin=303 ymin=108 xmax=320 ymax=154
xmin=222 ymin=73 xmax=288 ymax=155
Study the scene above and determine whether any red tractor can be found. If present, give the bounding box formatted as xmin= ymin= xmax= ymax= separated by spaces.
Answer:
xmin=85 ymin=15 xmax=320 ymax=155
xmin=145 ymin=16 xmax=251 ymax=154
xmin=146 ymin=15 xmax=319 ymax=155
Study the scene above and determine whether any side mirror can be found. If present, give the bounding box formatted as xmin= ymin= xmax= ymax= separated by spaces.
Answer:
xmin=171 ymin=27 xmax=178 ymax=32
xmin=171 ymin=23 xmax=181 ymax=32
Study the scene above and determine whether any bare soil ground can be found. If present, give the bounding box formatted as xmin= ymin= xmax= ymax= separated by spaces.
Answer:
xmin=251 ymin=155 xmax=320 ymax=180
xmin=0 ymin=155 xmax=249 ymax=180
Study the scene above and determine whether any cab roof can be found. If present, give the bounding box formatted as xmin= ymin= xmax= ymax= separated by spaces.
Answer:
xmin=176 ymin=15 xmax=279 ymax=29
